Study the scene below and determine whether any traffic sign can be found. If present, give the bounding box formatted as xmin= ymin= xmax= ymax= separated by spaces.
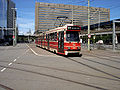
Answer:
xmin=88 ymin=34 xmax=91 ymax=38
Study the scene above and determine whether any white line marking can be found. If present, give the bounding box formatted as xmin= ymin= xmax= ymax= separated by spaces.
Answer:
xmin=1 ymin=45 xmax=29 ymax=73
xmin=1 ymin=68 xmax=6 ymax=72
xmin=8 ymin=63 xmax=12 ymax=66
xmin=13 ymin=59 xmax=17 ymax=62
xmin=26 ymin=44 xmax=60 ymax=57
xmin=26 ymin=44 xmax=38 ymax=55
xmin=25 ymin=49 xmax=29 ymax=53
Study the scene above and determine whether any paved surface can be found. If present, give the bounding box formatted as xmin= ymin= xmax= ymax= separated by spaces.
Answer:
xmin=0 ymin=43 xmax=120 ymax=90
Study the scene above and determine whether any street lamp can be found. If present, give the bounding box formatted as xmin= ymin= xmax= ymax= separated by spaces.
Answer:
xmin=11 ymin=8 xmax=17 ymax=47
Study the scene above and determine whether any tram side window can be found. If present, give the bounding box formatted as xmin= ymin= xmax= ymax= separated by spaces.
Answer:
xmin=49 ymin=33 xmax=57 ymax=41
xmin=43 ymin=34 xmax=44 ymax=40
xmin=46 ymin=34 xmax=47 ymax=41
xmin=50 ymin=33 xmax=53 ymax=41
xmin=40 ymin=36 xmax=41 ymax=40
xmin=54 ymin=32 xmax=57 ymax=41
xmin=52 ymin=33 xmax=54 ymax=41
xmin=51 ymin=33 xmax=53 ymax=40
xmin=49 ymin=34 xmax=51 ymax=41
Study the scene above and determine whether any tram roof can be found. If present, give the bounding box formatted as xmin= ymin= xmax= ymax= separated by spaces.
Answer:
xmin=46 ymin=24 xmax=74 ymax=33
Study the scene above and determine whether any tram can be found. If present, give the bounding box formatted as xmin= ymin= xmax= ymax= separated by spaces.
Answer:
xmin=35 ymin=24 xmax=82 ymax=55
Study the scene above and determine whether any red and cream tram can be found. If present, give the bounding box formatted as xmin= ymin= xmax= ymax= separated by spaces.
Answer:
xmin=35 ymin=24 xmax=81 ymax=55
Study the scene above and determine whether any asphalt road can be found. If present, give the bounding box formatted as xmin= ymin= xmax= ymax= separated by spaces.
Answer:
xmin=0 ymin=43 xmax=120 ymax=90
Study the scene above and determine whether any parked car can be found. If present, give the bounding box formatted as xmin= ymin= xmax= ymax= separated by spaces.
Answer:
xmin=96 ymin=40 xmax=103 ymax=44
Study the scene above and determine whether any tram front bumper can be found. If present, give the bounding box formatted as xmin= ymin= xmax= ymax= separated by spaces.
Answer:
xmin=65 ymin=51 xmax=81 ymax=55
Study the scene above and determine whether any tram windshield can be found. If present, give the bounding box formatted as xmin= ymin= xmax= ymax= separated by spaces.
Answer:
xmin=66 ymin=31 xmax=80 ymax=42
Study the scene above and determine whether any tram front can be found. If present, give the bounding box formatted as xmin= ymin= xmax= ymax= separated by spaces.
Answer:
xmin=64 ymin=25 xmax=81 ymax=55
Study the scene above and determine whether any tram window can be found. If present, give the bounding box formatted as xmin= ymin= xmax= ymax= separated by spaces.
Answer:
xmin=52 ymin=33 xmax=54 ymax=41
xmin=50 ymin=33 xmax=53 ymax=41
xmin=50 ymin=34 xmax=51 ymax=41
xmin=49 ymin=34 xmax=51 ymax=40
xmin=67 ymin=33 xmax=70 ymax=38
xmin=54 ymin=32 xmax=57 ymax=41
xmin=46 ymin=34 xmax=47 ymax=41
xmin=66 ymin=31 xmax=80 ymax=42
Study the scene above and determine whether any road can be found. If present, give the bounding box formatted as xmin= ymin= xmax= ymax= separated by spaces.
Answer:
xmin=0 ymin=43 xmax=120 ymax=90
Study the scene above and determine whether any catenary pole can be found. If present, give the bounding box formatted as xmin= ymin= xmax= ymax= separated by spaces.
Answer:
xmin=88 ymin=0 xmax=90 ymax=51
xmin=12 ymin=8 xmax=15 ymax=47
xmin=113 ymin=20 xmax=120 ymax=51
xmin=11 ymin=8 xmax=17 ymax=46
xmin=72 ymin=6 xmax=73 ymax=24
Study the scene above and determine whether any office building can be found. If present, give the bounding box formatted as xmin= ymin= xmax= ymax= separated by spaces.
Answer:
xmin=0 ymin=0 xmax=7 ymax=41
xmin=35 ymin=2 xmax=110 ymax=33
xmin=0 ymin=0 xmax=16 ymax=44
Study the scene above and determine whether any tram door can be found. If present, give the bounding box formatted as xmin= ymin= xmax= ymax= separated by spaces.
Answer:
xmin=47 ymin=34 xmax=50 ymax=49
xmin=58 ymin=31 xmax=64 ymax=53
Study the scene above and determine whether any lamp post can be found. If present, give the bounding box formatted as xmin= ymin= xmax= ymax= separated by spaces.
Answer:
xmin=11 ymin=8 xmax=17 ymax=47
xmin=88 ymin=0 xmax=90 ymax=51
xmin=98 ymin=8 xmax=101 ymax=31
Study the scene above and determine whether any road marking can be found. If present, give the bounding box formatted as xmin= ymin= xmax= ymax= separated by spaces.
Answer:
xmin=8 ymin=63 xmax=12 ymax=66
xmin=13 ymin=59 xmax=17 ymax=62
xmin=26 ymin=44 xmax=60 ymax=57
xmin=0 ymin=47 xmax=29 ymax=72
xmin=1 ymin=68 xmax=6 ymax=72
xmin=26 ymin=44 xmax=38 ymax=55
xmin=25 ymin=49 xmax=29 ymax=53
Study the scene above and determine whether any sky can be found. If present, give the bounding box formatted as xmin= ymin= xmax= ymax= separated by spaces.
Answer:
xmin=12 ymin=0 xmax=120 ymax=35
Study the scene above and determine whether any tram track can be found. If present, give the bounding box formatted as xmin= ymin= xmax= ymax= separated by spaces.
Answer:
xmin=0 ymin=83 xmax=13 ymax=90
xmin=0 ymin=60 xmax=119 ymax=82
xmin=1 ymin=43 xmax=119 ymax=90
xmin=81 ymin=57 xmax=120 ymax=70
xmin=83 ymin=53 xmax=120 ymax=63
xmin=88 ymin=50 xmax=120 ymax=60
xmin=0 ymin=57 xmax=119 ymax=89
xmin=0 ymin=64 xmax=108 ymax=90
xmin=66 ymin=57 xmax=120 ymax=80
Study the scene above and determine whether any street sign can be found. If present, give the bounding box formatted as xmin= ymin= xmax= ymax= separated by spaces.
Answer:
xmin=88 ymin=34 xmax=91 ymax=38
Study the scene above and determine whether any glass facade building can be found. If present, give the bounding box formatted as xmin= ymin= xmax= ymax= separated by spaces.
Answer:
xmin=0 ymin=0 xmax=7 ymax=28
xmin=0 ymin=0 xmax=16 ymax=43
xmin=0 ymin=0 xmax=7 ymax=40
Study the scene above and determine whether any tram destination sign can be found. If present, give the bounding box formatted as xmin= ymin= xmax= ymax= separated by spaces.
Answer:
xmin=67 ymin=26 xmax=80 ymax=31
